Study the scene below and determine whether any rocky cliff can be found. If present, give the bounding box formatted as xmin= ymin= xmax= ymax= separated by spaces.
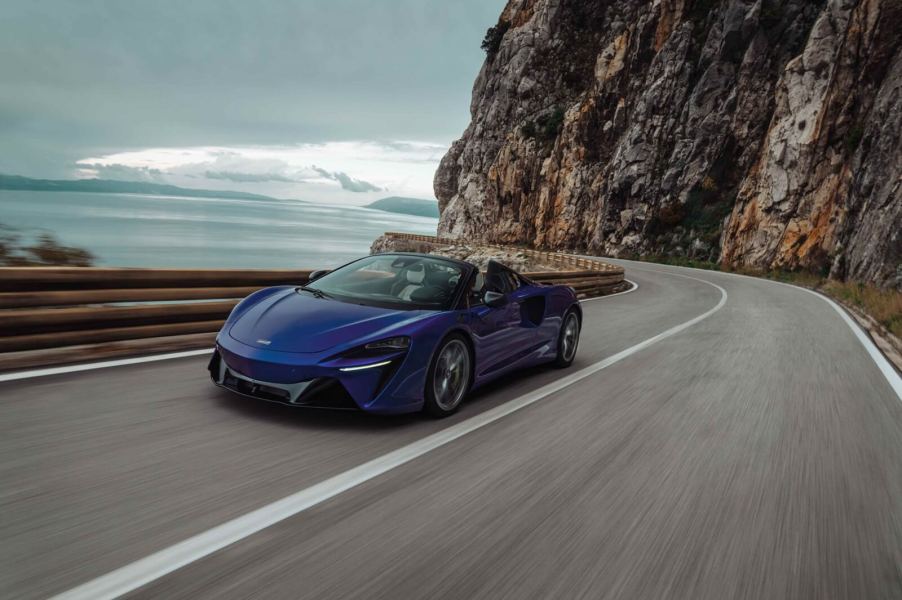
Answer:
xmin=435 ymin=0 xmax=901 ymax=287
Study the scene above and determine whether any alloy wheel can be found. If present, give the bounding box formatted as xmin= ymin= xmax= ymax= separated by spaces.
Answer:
xmin=561 ymin=313 xmax=579 ymax=362
xmin=432 ymin=339 xmax=470 ymax=411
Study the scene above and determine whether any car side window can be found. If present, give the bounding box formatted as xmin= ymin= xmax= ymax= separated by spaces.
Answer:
xmin=486 ymin=269 xmax=519 ymax=295
xmin=504 ymin=271 xmax=520 ymax=292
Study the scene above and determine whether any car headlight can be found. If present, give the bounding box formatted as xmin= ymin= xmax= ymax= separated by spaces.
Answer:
xmin=364 ymin=336 xmax=410 ymax=351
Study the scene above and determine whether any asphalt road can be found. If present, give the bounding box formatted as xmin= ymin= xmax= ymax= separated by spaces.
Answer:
xmin=1 ymin=261 xmax=901 ymax=599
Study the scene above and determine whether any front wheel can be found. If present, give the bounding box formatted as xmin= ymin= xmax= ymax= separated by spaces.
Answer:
xmin=424 ymin=334 xmax=472 ymax=418
xmin=554 ymin=310 xmax=580 ymax=368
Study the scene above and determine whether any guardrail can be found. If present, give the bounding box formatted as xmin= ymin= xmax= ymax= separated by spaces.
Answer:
xmin=0 ymin=235 xmax=625 ymax=372
xmin=0 ymin=268 xmax=313 ymax=372
xmin=381 ymin=232 xmax=625 ymax=276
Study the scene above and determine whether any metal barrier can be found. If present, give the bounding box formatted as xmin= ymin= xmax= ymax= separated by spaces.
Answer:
xmin=0 ymin=235 xmax=625 ymax=371
xmin=381 ymin=232 xmax=624 ymax=275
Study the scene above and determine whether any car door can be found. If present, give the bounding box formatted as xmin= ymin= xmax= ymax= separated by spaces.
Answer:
xmin=466 ymin=262 xmax=537 ymax=376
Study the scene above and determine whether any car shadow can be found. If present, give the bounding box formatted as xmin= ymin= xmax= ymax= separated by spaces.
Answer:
xmin=212 ymin=389 xmax=422 ymax=431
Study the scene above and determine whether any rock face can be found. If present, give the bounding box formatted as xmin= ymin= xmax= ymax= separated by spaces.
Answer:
xmin=435 ymin=0 xmax=901 ymax=287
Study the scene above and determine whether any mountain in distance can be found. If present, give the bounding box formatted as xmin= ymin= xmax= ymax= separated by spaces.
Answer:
xmin=0 ymin=173 xmax=279 ymax=202
xmin=365 ymin=196 xmax=439 ymax=218
xmin=2 ymin=174 xmax=441 ymax=219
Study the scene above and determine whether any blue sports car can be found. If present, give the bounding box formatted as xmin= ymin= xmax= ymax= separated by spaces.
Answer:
xmin=210 ymin=253 xmax=581 ymax=416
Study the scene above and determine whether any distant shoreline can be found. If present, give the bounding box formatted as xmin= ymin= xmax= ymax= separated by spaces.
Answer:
xmin=1 ymin=188 xmax=437 ymax=269
xmin=0 ymin=173 xmax=281 ymax=203
xmin=1 ymin=173 xmax=440 ymax=219
xmin=364 ymin=196 xmax=439 ymax=218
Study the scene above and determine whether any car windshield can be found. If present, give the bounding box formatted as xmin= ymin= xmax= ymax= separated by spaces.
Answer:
xmin=306 ymin=254 xmax=466 ymax=310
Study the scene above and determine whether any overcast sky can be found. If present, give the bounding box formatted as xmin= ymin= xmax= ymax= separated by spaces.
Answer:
xmin=0 ymin=0 xmax=504 ymax=202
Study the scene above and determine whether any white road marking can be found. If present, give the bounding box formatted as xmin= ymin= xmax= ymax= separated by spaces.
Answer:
xmin=51 ymin=276 xmax=728 ymax=600
xmin=610 ymin=259 xmax=901 ymax=401
xmin=783 ymin=284 xmax=901 ymax=398
xmin=0 ymin=349 xmax=214 ymax=383
xmin=581 ymin=278 xmax=638 ymax=302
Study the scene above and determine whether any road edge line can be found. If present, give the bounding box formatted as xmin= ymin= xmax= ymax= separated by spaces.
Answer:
xmin=792 ymin=286 xmax=901 ymax=398
xmin=611 ymin=259 xmax=901 ymax=400
xmin=0 ymin=349 xmax=214 ymax=383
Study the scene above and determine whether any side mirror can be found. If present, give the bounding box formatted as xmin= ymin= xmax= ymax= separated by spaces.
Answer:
xmin=308 ymin=269 xmax=330 ymax=282
xmin=484 ymin=290 xmax=508 ymax=308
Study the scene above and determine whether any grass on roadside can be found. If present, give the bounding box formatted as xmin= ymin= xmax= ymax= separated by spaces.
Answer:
xmin=821 ymin=280 xmax=902 ymax=338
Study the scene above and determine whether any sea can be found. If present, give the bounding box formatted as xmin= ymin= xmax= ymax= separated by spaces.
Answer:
xmin=0 ymin=190 xmax=438 ymax=269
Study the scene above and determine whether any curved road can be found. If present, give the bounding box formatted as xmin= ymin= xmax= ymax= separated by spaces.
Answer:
xmin=1 ymin=261 xmax=900 ymax=599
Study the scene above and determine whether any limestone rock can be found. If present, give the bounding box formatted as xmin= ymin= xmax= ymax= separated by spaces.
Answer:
xmin=435 ymin=0 xmax=901 ymax=287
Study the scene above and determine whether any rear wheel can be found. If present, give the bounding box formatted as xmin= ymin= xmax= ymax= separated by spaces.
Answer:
xmin=424 ymin=334 xmax=472 ymax=417
xmin=554 ymin=310 xmax=580 ymax=368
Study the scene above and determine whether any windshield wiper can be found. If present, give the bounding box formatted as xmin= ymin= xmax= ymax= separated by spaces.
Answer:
xmin=296 ymin=286 xmax=331 ymax=299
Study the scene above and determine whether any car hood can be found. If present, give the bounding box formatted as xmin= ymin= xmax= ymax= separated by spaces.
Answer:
xmin=228 ymin=288 xmax=429 ymax=353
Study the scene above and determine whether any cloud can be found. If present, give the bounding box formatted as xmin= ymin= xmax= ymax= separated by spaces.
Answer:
xmin=333 ymin=171 xmax=382 ymax=193
xmin=0 ymin=1 xmax=506 ymax=179
xmin=204 ymin=170 xmax=298 ymax=183
xmin=76 ymin=141 xmax=445 ymax=201
xmin=76 ymin=163 xmax=165 ymax=182
xmin=311 ymin=167 xmax=382 ymax=192
xmin=203 ymin=165 xmax=382 ymax=192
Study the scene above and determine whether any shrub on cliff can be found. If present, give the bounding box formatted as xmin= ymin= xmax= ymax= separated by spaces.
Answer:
xmin=481 ymin=21 xmax=510 ymax=55
xmin=521 ymin=107 xmax=566 ymax=143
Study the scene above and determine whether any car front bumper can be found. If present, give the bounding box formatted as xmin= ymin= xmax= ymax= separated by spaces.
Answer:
xmin=209 ymin=335 xmax=426 ymax=414
xmin=209 ymin=350 xmax=361 ymax=409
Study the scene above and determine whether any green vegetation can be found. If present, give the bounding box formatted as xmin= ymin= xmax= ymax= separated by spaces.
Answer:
xmin=481 ymin=21 xmax=510 ymax=55
xmin=521 ymin=107 xmax=566 ymax=142
xmin=822 ymin=280 xmax=902 ymax=338
xmin=0 ymin=173 xmax=278 ymax=202
xmin=682 ymin=177 xmax=733 ymax=239
xmin=365 ymin=197 xmax=439 ymax=218
xmin=650 ymin=174 xmax=734 ymax=255
xmin=0 ymin=224 xmax=94 ymax=266
xmin=761 ymin=270 xmax=901 ymax=338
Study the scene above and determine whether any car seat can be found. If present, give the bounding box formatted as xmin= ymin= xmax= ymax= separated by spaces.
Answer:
xmin=393 ymin=264 xmax=426 ymax=300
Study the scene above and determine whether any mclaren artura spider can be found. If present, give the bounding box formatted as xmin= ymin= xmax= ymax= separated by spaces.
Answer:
xmin=210 ymin=253 xmax=581 ymax=416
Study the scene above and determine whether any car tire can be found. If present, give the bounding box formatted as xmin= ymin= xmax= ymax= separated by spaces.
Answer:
xmin=424 ymin=333 xmax=472 ymax=418
xmin=554 ymin=309 xmax=580 ymax=368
